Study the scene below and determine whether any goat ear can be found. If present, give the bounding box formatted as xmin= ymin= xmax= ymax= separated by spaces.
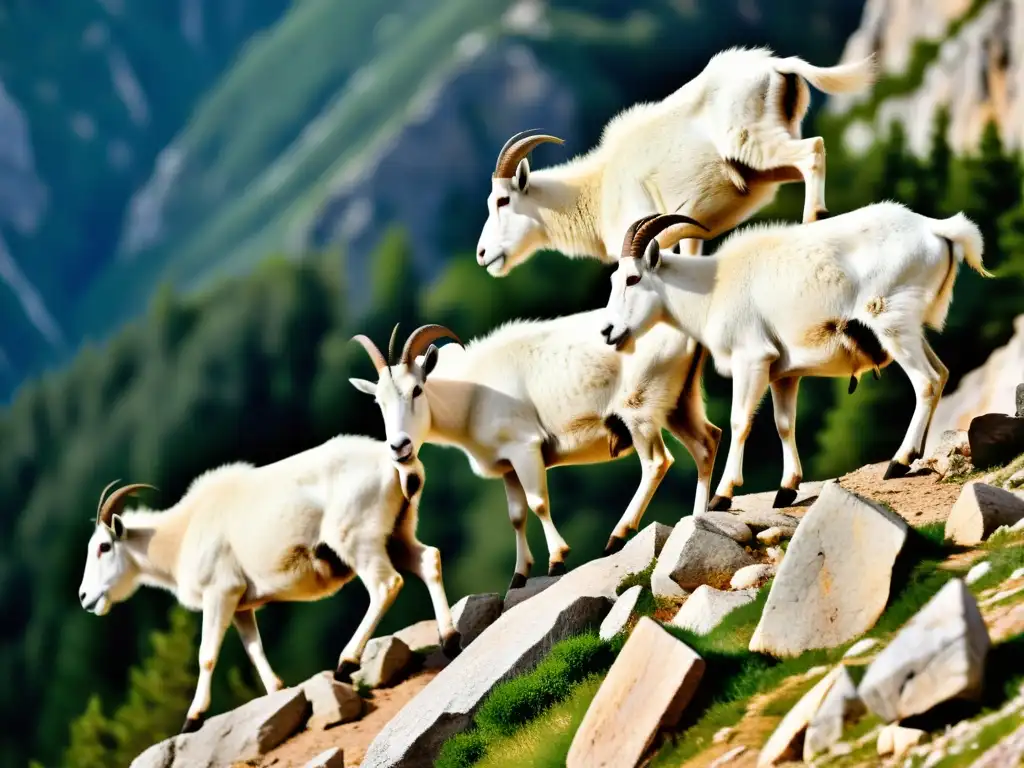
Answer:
xmin=644 ymin=239 xmax=662 ymax=271
xmin=110 ymin=515 xmax=126 ymax=541
xmin=349 ymin=378 xmax=377 ymax=397
xmin=515 ymin=158 xmax=530 ymax=193
xmin=421 ymin=345 xmax=439 ymax=379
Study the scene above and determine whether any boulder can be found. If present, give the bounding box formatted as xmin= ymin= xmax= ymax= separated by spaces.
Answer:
xmin=599 ymin=584 xmax=643 ymax=641
xmin=859 ymin=579 xmax=990 ymax=722
xmin=756 ymin=527 xmax=785 ymax=545
xmin=969 ymin=413 xmax=1024 ymax=469
xmin=130 ymin=688 xmax=310 ymax=768
xmin=693 ymin=511 xmax=753 ymax=543
xmin=451 ymin=593 xmax=502 ymax=648
xmin=730 ymin=564 xmax=775 ymax=590
xmin=670 ymin=586 xmax=757 ymax=635
xmin=750 ymin=482 xmax=908 ymax=656
xmin=804 ymin=667 xmax=866 ymax=760
xmin=300 ymin=671 xmax=363 ymax=729
xmin=652 ymin=517 xmax=756 ymax=598
xmin=352 ymin=636 xmax=412 ymax=690
xmin=393 ymin=619 xmax=439 ymax=651
xmin=877 ymin=724 xmax=925 ymax=756
xmin=305 ymin=747 xmax=345 ymax=767
xmin=360 ymin=522 xmax=670 ymax=768
xmin=945 ymin=482 xmax=1024 ymax=545
xmin=503 ymin=575 xmax=562 ymax=611
xmin=566 ymin=617 xmax=704 ymax=768
xmin=735 ymin=510 xmax=801 ymax=536
xmin=757 ymin=666 xmax=843 ymax=767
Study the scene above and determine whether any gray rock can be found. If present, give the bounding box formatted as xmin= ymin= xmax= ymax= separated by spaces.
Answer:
xmin=599 ymin=584 xmax=643 ymax=641
xmin=758 ymin=667 xmax=843 ymax=767
xmin=804 ymin=667 xmax=866 ymax=760
xmin=504 ymin=575 xmax=562 ymax=612
xmin=352 ymin=636 xmax=412 ymax=690
xmin=567 ymin=617 xmax=705 ymax=768
xmin=670 ymin=586 xmax=757 ymax=635
xmin=393 ymin=619 xmax=439 ymax=651
xmin=300 ymin=671 xmax=363 ymax=730
xmin=969 ymin=413 xmax=1024 ymax=470
xmin=130 ymin=688 xmax=311 ymax=768
xmin=360 ymin=522 xmax=671 ymax=768
xmin=734 ymin=510 xmax=801 ymax=536
xmin=730 ymin=564 xmax=775 ymax=590
xmin=945 ymin=482 xmax=1024 ymax=545
xmin=305 ymin=747 xmax=345 ymax=768
xmin=859 ymin=578 xmax=990 ymax=722
xmin=652 ymin=516 xmax=756 ymax=598
xmin=451 ymin=593 xmax=503 ymax=648
xmin=693 ymin=511 xmax=754 ymax=543
xmin=750 ymin=482 xmax=908 ymax=656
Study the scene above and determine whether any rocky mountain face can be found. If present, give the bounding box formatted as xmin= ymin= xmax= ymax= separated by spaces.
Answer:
xmin=830 ymin=0 xmax=1024 ymax=156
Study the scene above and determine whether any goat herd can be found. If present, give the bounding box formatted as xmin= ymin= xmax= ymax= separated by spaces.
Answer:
xmin=76 ymin=47 xmax=993 ymax=733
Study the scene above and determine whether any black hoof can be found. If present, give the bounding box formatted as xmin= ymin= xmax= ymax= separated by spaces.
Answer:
xmin=773 ymin=487 xmax=798 ymax=508
xmin=334 ymin=660 xmax=359 ymax=684
xmin=604 ymin=534 xmax=627 ymax=556
xmin=508 ymin=572 xmax=528 ymax=591
xmin=848 ymin=375 xmax=858 ymax=395
xmin=883 ymin=461 xmax=910 ymax=480
xmin=180 ymin=714 xmax=205 ymax=735
xmin=442 ymin=631 xmax=463 ymax=659
xmin=548 ymin=561 xmax=567 ymax=577
xmin=814 ymin=209 xmax=831 ymax=221
xmin=708 ymin=494 xmax=732 ymax=511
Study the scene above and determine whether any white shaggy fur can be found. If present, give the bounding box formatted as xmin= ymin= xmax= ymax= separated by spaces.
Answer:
xmin=475 ymin=46 xmax=876 ymax=276
xmin=350 ymin=319 xmax=720 ymax=587
xmin=600 ymin=203 xmax=990 ymax=507
xmin=77 ymin=436 xmax=458 ymax=731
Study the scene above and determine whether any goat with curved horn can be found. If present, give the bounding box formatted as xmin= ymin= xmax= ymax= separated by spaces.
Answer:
xmin=97 ymin=483 xmax=158 ymax=527
xmin=628 ymin=213 xmax=711 ymax=259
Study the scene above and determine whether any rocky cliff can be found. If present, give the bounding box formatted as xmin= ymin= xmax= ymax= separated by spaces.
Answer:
xmin=831 ymin=0 xmax=1024 ymax=156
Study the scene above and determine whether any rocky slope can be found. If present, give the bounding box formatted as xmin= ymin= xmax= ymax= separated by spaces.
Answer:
xmin=830 ymin=0 xmax=1024 ymax=156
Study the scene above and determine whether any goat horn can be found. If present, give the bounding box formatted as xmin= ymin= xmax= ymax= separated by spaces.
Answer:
xmin=494 ymin=130 xmax=564 ymax=179
xmin=620 ymin=214 xmax=660 ymax=256
xmin=95 ymin=478 xmax=122 ymax=523
xmin=351 ymin=334 xmax=387 ymax=372
xmin=387 ymin=323 xmax=401 ymax=367
xmin=98 ymin=483 xmax=158 ymax=527
xmin=631 ymin=213 xmax=711 ymax=259
xmin=401 ymin=324 xmax=464 ymax=366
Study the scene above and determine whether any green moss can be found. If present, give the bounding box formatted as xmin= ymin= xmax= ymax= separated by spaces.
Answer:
xmin=616 ymin=560 xmax=656 ymax=595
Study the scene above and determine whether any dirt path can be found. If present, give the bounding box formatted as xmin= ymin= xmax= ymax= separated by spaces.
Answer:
xmin=832 ymin=461 xmax=963 ymax=526
xmin=237 ymin=669 xmax=440 ymax=768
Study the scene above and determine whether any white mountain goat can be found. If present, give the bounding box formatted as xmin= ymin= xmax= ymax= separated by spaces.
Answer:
xmin=475 ymin=46 xmax=877 ymax=275
xmin=349 ymin=316 xmax=720 ymax=589
xmin=599 ymin=205 xmax=990 ymax=509
xmin=77 ymin=440 xmax=459 ymax=733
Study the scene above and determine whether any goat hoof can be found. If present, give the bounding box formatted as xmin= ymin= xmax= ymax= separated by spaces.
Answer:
xmin=773 ymin=487 xmax=798 ymax=508
xmin=334 ymin=660 xmax=359 ymax=684
xmin=180 ymin=714 xmax=205 ymax=735
xmin=604 ymin=534 xmax=627 ymax=556
xmin=548 ymin=561 xmax=567 ymax=577
xmin=708 ymin=494 xmax=732 ymax=511
xmin=508 ymin=573 xmax=528 ymax=591
xmin=814 ymin=209 xmax=831 ymax=221
xmin=883 ymin=461 xmax=910 ymax=480
xmin=442 ymin=631 xmax=463 ymax=659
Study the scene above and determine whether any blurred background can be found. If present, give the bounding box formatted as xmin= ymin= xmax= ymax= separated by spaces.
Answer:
xmin=2 ymin=1 xmax=1023 ymax=765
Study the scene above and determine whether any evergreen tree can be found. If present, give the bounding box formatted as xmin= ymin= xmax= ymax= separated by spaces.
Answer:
xmin=63 ymin=697 xmax=116 ymax=768
xmin=917 ymin=105 xmax=952 ymax=215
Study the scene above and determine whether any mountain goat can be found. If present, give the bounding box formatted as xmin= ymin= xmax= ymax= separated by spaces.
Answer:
xmin=349 ymin=320 xmax=720 ymax=589
xmin=475 ymin=47 xmax=876 ymax=275
xmin=77 ymin=439 xmax=459 ymax=733
xmin=599 ymin=206 xmax=990 ymax=509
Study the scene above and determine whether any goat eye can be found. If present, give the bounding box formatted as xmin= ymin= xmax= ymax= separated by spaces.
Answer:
xmin=626 ymin=274 xmax=641 ymax=287
xmin=412 ymin=385 xmax=423 ymax=399
xmin=496 ymin=196 xmax=510 ymax=209
xmin=98 ymin=542 xmax=112 ymax=555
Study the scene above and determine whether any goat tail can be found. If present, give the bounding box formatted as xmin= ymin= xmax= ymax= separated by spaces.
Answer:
xmin=923 ymin=212 xmax=989 ymax=330
xmin=774 ymin=53 xmax=877 ymax=94
xmin=928 ymin=212 xmax=991 ymax=278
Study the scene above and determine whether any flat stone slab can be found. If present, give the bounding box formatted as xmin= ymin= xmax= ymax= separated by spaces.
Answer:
xmin=804 ymin=667 xmax=865 ymax=760
xmin=750 ymin=481 xmax=908 ymax=657
xmin=670 ymin=586 xmax=757 ymax=635
xmin=758 ymin=667 xmax=841 ymax=767
xmin=945 ymin=481 xmax=1024 ymax=545
xmin=692 ymin=511 xmax=753 ymax=543
xmin=503 ymin=575 xmax=562 ymax=612
xmin=393 ymin=619 xmax=439 ymax=652
xmin=567 ymin=617 xmax=704 ymax=768
xmin=360 ymin=523 xmax=671 ymax=768
xmin=859 ymin=578 xmax=990 ymax=722
xmin=730 ymin=481 xmax=825 ymax=520
xmin=599 ymin=584 xmax=643 ymax=641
